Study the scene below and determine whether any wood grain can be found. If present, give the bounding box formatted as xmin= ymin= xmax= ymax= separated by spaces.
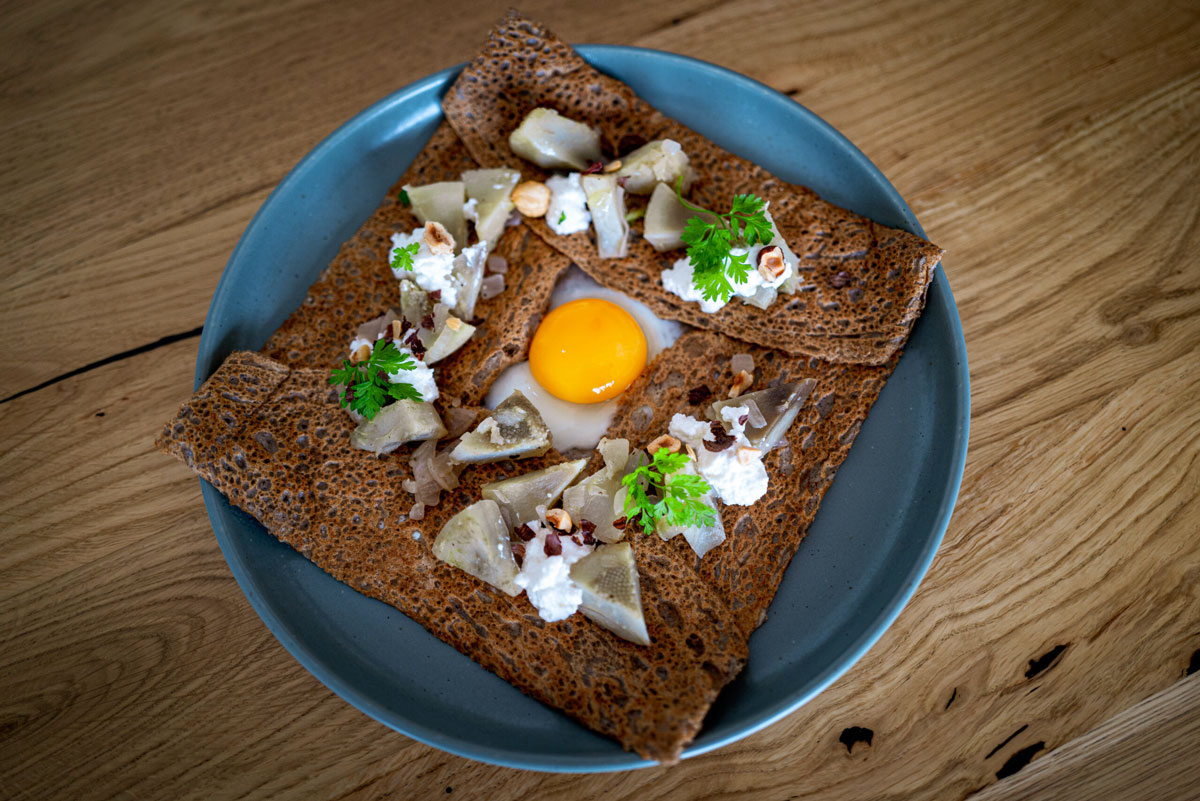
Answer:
xmin=2 ymin=0 xmax=1198 ymax=799
xmin=966 ymin=674 xmax=1200 ymax=801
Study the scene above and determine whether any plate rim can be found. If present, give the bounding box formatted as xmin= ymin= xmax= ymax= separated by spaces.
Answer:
xmin=196 ymin=44 xmax=970 ymax=772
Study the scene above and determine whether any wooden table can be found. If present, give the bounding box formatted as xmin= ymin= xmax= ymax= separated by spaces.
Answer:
xmin=3 ymin=1 xmax=1197 ymax=798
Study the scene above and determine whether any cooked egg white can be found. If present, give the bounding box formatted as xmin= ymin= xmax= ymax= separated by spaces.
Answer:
xmin=486 ymin=267 xmax=683 ymax=452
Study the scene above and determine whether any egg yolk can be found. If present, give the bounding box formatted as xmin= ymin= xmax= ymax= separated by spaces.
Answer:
xmin=528 ymin=298 xmax=648 ymax=403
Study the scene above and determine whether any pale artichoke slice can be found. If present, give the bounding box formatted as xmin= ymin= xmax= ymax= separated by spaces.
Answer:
xmin=508 ymin=108 xmax=602 ymax=171
xmin=399 ymin=283 xmax=431 ymax=328
xmin=582 ymin=174 xmax=629 ymax=259
xmin=449 ymin=390 xmax=551 ymax=463
xmin=404 ymin=181 xmax=467 ymax=253
xmin=709 ymin=379 xmax=817 ymax=450
xmin=615 ymin=139 xmax=693 ymax=195
xmin=482 ymin=458 xmax=589 ymax=528
xmin=562 ymin=440 xmax=647 ymax=543
xmin=422 ymin=313 xmax=476 ymax=365
xmin=350 ymin=399 xmax=446 ymax=456
xmin=463 ymin=168 xmax=520 ymax=247
xmin=432 ymin=499 xmax=521 ymax=596
xmin=655 ymin=460 xmax=725 ymax=557
xmin=449 ymin=242 xmax=488 ymax=320
xmin=569 ymin=542 xmax=650 ymax=646
xmin=643 ymin=182 xmax=720 ymax=252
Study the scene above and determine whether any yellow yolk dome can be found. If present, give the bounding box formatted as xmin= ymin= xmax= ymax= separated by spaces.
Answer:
xmin=529 ymin=298 xmax=648 ymax=403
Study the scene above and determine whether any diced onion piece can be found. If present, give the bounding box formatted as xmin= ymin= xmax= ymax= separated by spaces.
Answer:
xmin=730 ymin=353 xmax=755 ymax=376
xmin=480 ymin=273 xmax=506 ymax=300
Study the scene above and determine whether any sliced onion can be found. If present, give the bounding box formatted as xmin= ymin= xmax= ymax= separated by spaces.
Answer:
xmin=409 ymin=502 xmax=426 ymax=521
xmin=444 ymin=407 xmax=478 ymax=439
xmin=406 ymin=438 xmax=465 ymax=506
xmin=486 ymin=255 xmax=509 ymax=274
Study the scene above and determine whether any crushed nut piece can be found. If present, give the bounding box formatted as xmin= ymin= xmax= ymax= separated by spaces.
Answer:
xmin=647 ymin=434 xmax=681 ymax=455
xmin=545 ymin=508 xmax=572 ymax=531
xmin=737 ymin=446 xmax=762 ymax=465
xmin=423 ymin=221 xmax=454 ymax=254
xmin=445 ymin=316 xmax=462 ymax=331
xmin=756 ymin=245 xmax=786 ymax=280
xmin=729 ymin=369 xmax=754 ymax=398
xmin=511 ymin=180 xmax=551 ymax=217
xmin=603 ymin=159 xmax=622 ymax=173
xmin=543 ymin=531 xmax=563 ymax=556
xmin=351 ymin=343 xmax=371 ymax=364
xmin=389 ymin=320 xmax=405 ymax=339
xmin=685 ymin=443 xmax=697 ymax=461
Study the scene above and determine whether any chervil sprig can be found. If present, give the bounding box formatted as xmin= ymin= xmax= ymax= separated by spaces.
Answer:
xmin=390 ymin=242 xmax=419 ymax=272
xmin=621 ymin=447 xmax=716 ymax=533
xmin=675 ymin=178 xmax=774 ymax=303
xmin=329 ymin=340 xmax=421 ymax=420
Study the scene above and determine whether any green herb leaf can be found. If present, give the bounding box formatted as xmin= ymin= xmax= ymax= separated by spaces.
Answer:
xmin=398 ymin=189 xmax=410 ymax=206
xmin=621 ymin=447 xmax=716 ymax=533
xmin=328 ymin=339 xmax=422 ymax=420
xmin=557 ymin=211 xmax=566 ymax=225
xmin=624 ymin=208 xmax=645 ymax=223
xmin=674 ymin=177 xmax=776 ymax=303
xmin=390 ymin=241 xmax=419 ymax=272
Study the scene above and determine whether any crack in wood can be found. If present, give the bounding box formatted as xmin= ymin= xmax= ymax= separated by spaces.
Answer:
xmin=985 ymin=724 xmax=1028 ymax=759
xmin=996 ymin=741 xmax=1045 ymax=780
xmin=945 ymin=687 xmax=958 ymax=710
xmin=1187 ymin=649 xmax=1200 ymax=676
xmin=0 ymin=326 xmax=203 ymax=405
xmin=1025 ymin=643 xmax=1069 ymax=679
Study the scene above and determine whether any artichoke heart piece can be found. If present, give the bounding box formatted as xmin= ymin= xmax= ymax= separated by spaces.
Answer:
xmin=432 ymin=499 xmax=521 ymax=596
xmin=449 ymin=390 xmax=551 ymax=463
xmin=709 ymin=379 xmax=817 ymax=450
xmin=463 ymin=168 xmax=520 ymax=247
xmin=644 ymin=182 xmax=719 ymax=253
xmin=581 ymin=174 xmax=629 ymax=259
xmin=569 ymin=542 xmax=650 ymax=646
xmin=562 ymin=439 xmax=648 ymax=543
xmin=423 ymin=314 xmax=476 ymax=365
xmin=404 ymin=181 xmax=467 ymax=253
xmin=350 ymin=399 xmax=447 ymax=456
xmin=615 ymin=139 xmax=694 ymax=195
xmin=481 ymin=458 xmax=589 ymax=528
xmin=655 ymin=460 xmax=726 ymax=558
xmin=449 ymin=243 xmax=488 ymax=320
xmin=508 ymin=108 xmax=602 ymax=171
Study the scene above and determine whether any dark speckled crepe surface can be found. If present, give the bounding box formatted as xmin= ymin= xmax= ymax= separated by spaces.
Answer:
xmin=156 ymin=11 xmax=936 ymax=763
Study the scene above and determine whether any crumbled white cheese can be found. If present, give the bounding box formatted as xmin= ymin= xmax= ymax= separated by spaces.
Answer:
xmin=660 ymin=204 xmax=799 ymax=313
xmin=668 ymin=411 xmax=768 ymax=506
xmin=348 ymin=338 xmax=439 ymax=402
xmin=545 ymin=173 xmax=591 ymax=235
xmin=389 ymin=225 xmax=460 ymax=306
xmin=514 ymin=521 xmax=594 ymax=622
xmin=462 ymin=197 xmax=478 ymax=224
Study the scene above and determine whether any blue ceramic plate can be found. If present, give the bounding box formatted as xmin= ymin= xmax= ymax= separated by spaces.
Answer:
xmin=196 ymin=46 xmax=969 ymax=771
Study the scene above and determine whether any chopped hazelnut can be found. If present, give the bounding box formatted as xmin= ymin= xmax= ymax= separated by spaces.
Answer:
xmin=756 ymin=245 xmax=786 ymax=281
xmin=350 ymin=343 xmax=371 ymax=364
xmin=511 ymin=180 xmax=551 ymax=217
xmin=423 ymin=221 xmax=455 ymax=255
xmin=729 ymin=369 xmax=754 ymax=398
xmin=445 ymin=316 xmax=462 ymax=332
xmin=545 ymin=508 xmax=572 ymax=531
xmin=684 ymin=443 xmax=697 ymax=461
xmin=603 ymin=159 xmax=622 ymax=173
xmin=736 ymin=446 xmax=762 ymax=465
xmin=647 ymin=434 xmax=681 ymax=455
xmin=389 ymin=319 xmax=406 ymax=339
